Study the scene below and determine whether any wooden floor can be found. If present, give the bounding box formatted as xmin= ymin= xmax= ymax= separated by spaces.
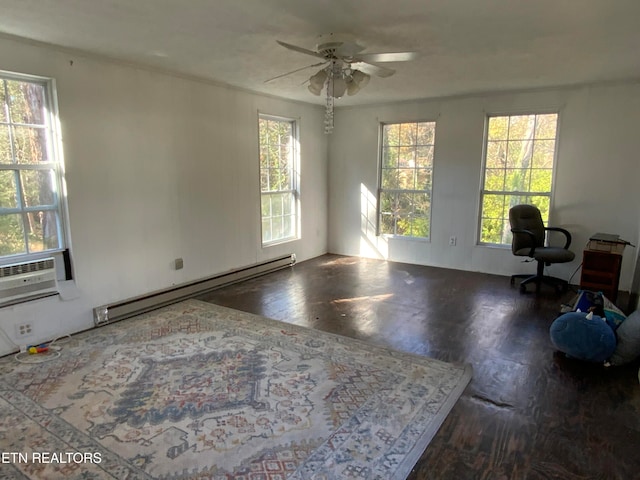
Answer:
xmin=198 ymin=254 xmax=640 ymax=480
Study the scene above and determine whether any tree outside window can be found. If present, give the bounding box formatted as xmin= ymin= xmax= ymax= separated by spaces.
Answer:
xmin=258 ymin=115 xmax=299 ymax=245
xmin=0 ymin=73 xmax=65 ymax=259
xmin=379 ymin=121 xmax=435 ymax=239
xmin=479 ymin=113 xmax=559 ymax=245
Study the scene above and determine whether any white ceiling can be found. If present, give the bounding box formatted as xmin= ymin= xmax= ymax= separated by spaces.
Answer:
xmin=1 ymin=0 xmax=639 ymax=106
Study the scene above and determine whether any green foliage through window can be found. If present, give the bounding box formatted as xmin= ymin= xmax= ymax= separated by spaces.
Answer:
xmin=479 ymin=113 xmax=558 ymax=245
xmin=1 ymin=73 xmax=64 ymax=259
xmin=258 ymin=116 xmax=298 ymax=245
xmin=379 ymin=121 xmax=435 ymax=238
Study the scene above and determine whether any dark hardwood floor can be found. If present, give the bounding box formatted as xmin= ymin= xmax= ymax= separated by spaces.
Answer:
xmin=198 ymin=254 xmax=640 ymax=480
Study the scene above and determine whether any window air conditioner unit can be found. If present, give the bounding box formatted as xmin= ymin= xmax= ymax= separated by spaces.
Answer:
xmin=0 ymin=257 xmax=58 ymax=305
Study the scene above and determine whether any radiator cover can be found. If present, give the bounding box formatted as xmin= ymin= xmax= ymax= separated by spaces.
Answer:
xmin=93 ymin=254 xmax=295 ymax=326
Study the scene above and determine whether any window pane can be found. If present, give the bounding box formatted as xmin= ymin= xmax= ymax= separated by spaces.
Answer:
xmin=260 ymin=171 xmax=269 ymax=192
xmin=479 ymin=113 xmax=558 ymax=244
xmin=488 ymin=116 xmax=509 ymax=141
xmin=528 ymin=196 xmax=550 ymax=222
xmin=409 ymin=216 xmax=429 ymax=237
xmin=272 ymin=193 xmax=283 ymax=217
xmin=482 ymin=193 xmax=506 ymax=217
xmin=261 ymin=196 xmax=271 ymax=217
xmin=271 ymin=216 xmax=283 ymax=241
xmin=415 ymin=146 xmax=433 ymax=168
xmin=0 ymin=82 xmax=6 ymax=123
xmin=0 ymin=213 xmax=26 ymax=255
xmin=280 ymin=167 xmax=291 ymax=190
xmin=379 ymin=121 xmax=435 ymax=238
xmin=382 ymin=146 xmax=397 ymax=168
xmin=383 ymin=124 xmax=400 ymax=147
xmin=395 ymin=215 xmax=410 ymax=236
xmin=398 ymin=168 xmax=416 ymax=190
xmin=416 ymin=123 xmax=435 ymax=145
xmin=21 ymin=169 xmax=55 ymax=207
xmin=282 ymin=214 xmax=293 ymax=238
xmin=381 ymin=168 xmax=399 ymax=189
xmin=379 ymin=213 xmax=395 ymax=235
xmin=399 ymin=123 xmax=417 ymax=145
xmin=261 ymin=219 xmax=271 ymax=243
xmin=26 ymin=210 xmax=60 ymax=251
xmin=0 ymin=125 xmax=11 ymax=163
xmin=259 ymin=146 xmax=269 ymax=170
xmin=534 ymin=114 xmax=558 ymax=139
xmin=506 ymin=140 xmax=527 ymax=168
xmin=485 ymin=141 xmax=506 ymax=168
xmin=397 ymin=192 xmax=412 ymax=216
xmin=0 ymin=170 xmax=18 ymax=208
xmin=484 ymin=169 xmax=505 ymax=191
xmin=505 ymin=169 xmax=531 ymax=192
xmin=413 ymin=192 xmax=431 ymax=216
xmin=268 ymin=169 xmax=281 ymax=191
xmin=0 ymin=74 xmax=66 ymax=260
xmin=508 ymin=115 xmax=536 ymax=140
xmin=531 ymin=140 xmax=555 ymax=168
xmin=258 ymin=116 xmax=298 ymax=244
xmin=398 ymin=146 xmax=415 ymax=167
xmin=530 ymin=169 xmax=552 ymax=193
xmin=416 ymin=169 xmax=432 ymax=190
xmin=13 ymin=126 xmax=49 ymax=164
xmin=7 ymin=80 xmax=46 ymax=125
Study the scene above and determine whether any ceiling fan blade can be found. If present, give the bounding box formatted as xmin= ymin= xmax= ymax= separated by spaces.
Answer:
xmin=264 ymin=61 xmax=328 ymax=83
xmin=276 ymin=40 xmax=325 ymax=59
xmin=350 ymin=61 xmax=396 ymax=78
xmin=355 ymin=51 xmax=419 ymax=63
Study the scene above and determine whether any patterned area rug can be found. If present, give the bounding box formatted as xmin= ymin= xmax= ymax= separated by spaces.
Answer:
xmin=0 ymin=299 xmax=471 ymax=479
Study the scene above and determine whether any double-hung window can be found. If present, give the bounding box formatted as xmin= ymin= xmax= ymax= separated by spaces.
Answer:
xmin=258 ymin=115 xmax=299 ymax=245
xmin=479 ymin=113 xmax=559 ymax=245
xmin=379 ymin=121 xmax=435 ymax=239
xmin=0 ymin=71 xmax=67 ymax=261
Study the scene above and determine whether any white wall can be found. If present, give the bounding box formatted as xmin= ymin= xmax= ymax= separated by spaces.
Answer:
xmin=0 ymin=37 xmax=329 ymax=356
xmin=328 ymin=82 xmax=640 ymax=291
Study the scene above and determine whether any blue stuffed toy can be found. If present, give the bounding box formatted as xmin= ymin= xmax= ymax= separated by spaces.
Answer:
xmin=550 ymin=311 xmax=617 ymax=363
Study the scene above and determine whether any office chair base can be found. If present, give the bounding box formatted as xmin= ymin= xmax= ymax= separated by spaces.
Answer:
xmin=510 ymin=273 xmax=569 ymax=294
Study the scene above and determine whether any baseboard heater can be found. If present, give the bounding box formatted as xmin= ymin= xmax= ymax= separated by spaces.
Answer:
xmin=93 ymin=254 xmax=296 ymax=326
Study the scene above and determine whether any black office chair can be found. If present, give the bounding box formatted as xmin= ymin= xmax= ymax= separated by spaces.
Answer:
xmin=509 ymin=204 xmax=575 ymax=293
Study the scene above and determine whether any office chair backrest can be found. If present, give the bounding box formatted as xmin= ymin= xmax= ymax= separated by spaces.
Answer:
xmin=509 ymin=204 xmax=545 ymax=254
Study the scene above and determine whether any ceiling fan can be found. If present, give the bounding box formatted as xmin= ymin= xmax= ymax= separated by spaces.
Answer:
xmin=267 ymin=33 xmax=418 ymax=98
xmin=266 ymin=34 xmax=418 ymax=133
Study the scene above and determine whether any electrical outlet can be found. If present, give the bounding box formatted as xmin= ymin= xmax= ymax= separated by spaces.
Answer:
xmin=15 ymin=323 xmax=34 ymax=338
xmin=449 ymin=236 xmax=457 ymax=246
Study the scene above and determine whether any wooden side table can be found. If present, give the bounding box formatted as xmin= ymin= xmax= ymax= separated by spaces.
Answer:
xmin=579 ymin=249 xmax=623 ymax=302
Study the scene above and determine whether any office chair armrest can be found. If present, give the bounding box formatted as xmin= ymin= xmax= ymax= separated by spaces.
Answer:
xmin=510 ymin=228 xmax=538 ymax=256
xmin=544 ymin=227 xmax=572 ymax=249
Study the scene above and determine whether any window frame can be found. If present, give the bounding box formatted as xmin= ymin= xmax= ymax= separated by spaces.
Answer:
xmin=0 ymin=70 xmax=69 ymax=266
xmin=477 ymin=110 xmax=560 ymax=247
xmin=377 ymin=120 xmax=436 ymax=240
xmin=258 ymin=113 xmax=300 ymax=247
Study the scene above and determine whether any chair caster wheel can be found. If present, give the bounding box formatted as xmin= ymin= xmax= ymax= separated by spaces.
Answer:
xmin=519 ymin=284 xmax=527 ymax=293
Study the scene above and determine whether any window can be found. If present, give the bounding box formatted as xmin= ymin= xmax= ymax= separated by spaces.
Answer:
xmin=479 ymin=113 xmax=559 ymax=245
xmin=258 ymin=115 xmax=299 ymax=245
xmin=379 ymin=121 xmax=435 ymax=238
xmin=0 ymin=72 xmax=67 ymax=261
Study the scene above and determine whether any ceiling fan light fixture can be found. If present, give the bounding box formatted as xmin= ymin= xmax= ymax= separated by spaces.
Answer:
xmin=331 ymin=76 xmax=347 ymax=98
xmin=346 ymin=70 xmax=370 ymax=96
xmin=308 ymin=69 xmax=327 ymax=96
xmin=352 ymin=70 xmax=370 ymax=88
